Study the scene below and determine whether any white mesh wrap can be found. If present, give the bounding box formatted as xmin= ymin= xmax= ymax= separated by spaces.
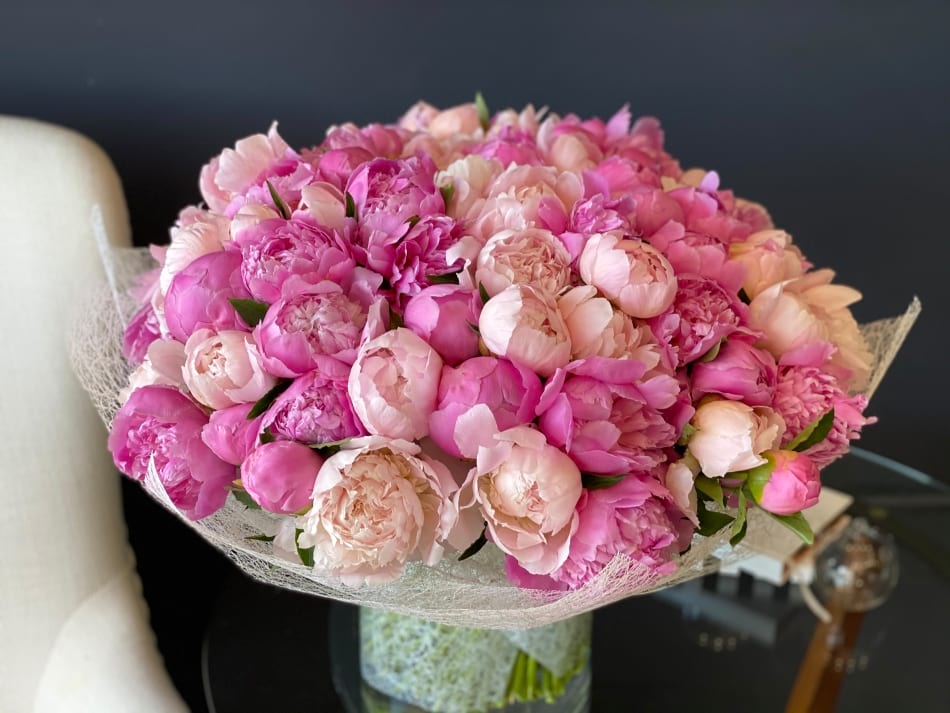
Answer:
xmin=69 ymin=236 xmax=919 ymax=630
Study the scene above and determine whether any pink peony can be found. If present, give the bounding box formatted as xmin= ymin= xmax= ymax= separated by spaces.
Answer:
xmin=557 ymin=285 xmax=662 ymax=365
xmin=359 ymin=214 xmax=462 ymax=301
xmin=690 ymin=339 xmax=777 ymax=407
xmin=241 ymin=440 xmax=323 ymax=514
xmin=261 ymin=358 xmax=366 ymax=445
xmin=772 ymin=364 xmax=875 ymax=468
xmin=348 ymin=328 xmax=443 ymax=441
xmin=749 ymin=270 xmax=871 ymax=392
xmin=688 ymin=400 xmax=785 ymax=478
xmin=478 ymin=284 xmax=572 ymax=377
xmin=108 ymin=386 xmax=234 ymax=519
xmin=428 ymin=357 xmax=542 ymax=458
xmin=299 ymin=436 xmax=460 ymax=585
xmin=512 ymin=475 xmax=685 ymax=590
xmin=649 ymin=275 xmax=747 ymax=366
xmin=468 ymin=127 xmax=543 ymax=167
xmin=345 ymin=156 xmax=444 ymax=240
xmin=232 ymin=218 xmax=356 ymax=304
xmin=182 ymin=329 xmax=277 ymax=410
xmin=123 ymin=302 xmax=163 ymax=366
xmin=255 ymin=279 xmax=385 ymax=376
xmin=647 ymin=223 xmax=745 ymax=295
xmin=751 ymin=450 xmax=821 ymax=515
xmin=578 ymin=232 xmax=677 ymax=319
xmin=458 ymin=426 xmax=582 ymax=575
xmin=474 ymin=228 xmax=573 ymax=298
xmin=537 ymin=358 xmax=684 ymax=475
xmin=201 ymin=402 xmax=264 ymax=466
xmin=164 ymin=251 xmax=253 ymax=343
xmin=403 ymin=285 xmax=481 ymax=366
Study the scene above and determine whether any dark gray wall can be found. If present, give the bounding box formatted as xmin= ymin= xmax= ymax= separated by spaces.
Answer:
xmin=4 ymin=1 xmax=948 ymax=709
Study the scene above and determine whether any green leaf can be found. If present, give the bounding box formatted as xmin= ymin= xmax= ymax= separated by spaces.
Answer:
xmin=467 ymin=321 xmax=480 ymax=334
xmin=229 ymin=298 xmax=270 ymax=328
xmin=676 ymin=422 xmax=697 ymax=447
xmin=427 ymin=271 xmax=461 ymax=285
xmin=344 ymin=191 xmax=357 ymax=219
xmin=475 ymin=91 xmax=490 ymax=131
xmin=582 ymin=473 xmax=625 ymax=490
xmin=787 ymin=409 xmax=835 ymax=452
xmin=766 ymin=511 xmax=815 ymax=546
xmin=699 ymin=337 xmax=726 ymax=363
xmin=309 ymin=438 xmax=351 ymax=457
xmin=230 ymin=487 xmax=261 ymax=510
xmin=439 ymin=182 xmax=455 ymax=207
xmin=406 ymin=214 xmax=420 ymax=229
xmin=458 ymin=526 xmax=488 ymax=561
xmin=745 ymin=455 xmax=776 ymax=504
xmin=295 ymin=528 xmax=315 ymax=567
xmin=266 ymin=179 xmax=291 ymax=219
xmin=694 ymin=475 xmax=724 ymax=506
xmin=478 ymin=282 xmax=491 ymax=304
xmin=738 ymin=288 xmax=751 ymax=305
xmin=247 ymin=379 xmax=292 ymax=419
xmin=259 ymin=428 xmax=276 ymax=444
xmin=696 ymin=499 xmax=735 ymax=537
xmin=388 ymin=304 xmax=404 ymax=329
xmin=730 ymin=490 xmax=748 ymax=545
xmin=245 ymin=533 xmax=275 ymax=542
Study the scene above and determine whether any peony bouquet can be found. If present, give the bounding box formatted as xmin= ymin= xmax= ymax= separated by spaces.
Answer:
xmin=74 ymin=96 xmax=917 ymax=710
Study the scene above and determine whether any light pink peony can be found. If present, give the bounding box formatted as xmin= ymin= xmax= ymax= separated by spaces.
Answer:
xmin=399 ymin=101 xmax=439 ymax=131
xmin=232 ymin=218 xmax=356 ymax=304
xmin=729 ymin=229 xmax=808 ymax=299
xmin=749 ymin=270 xmax=871 ymax=392
xmin=649 ymin=275 xmax=747 ymax=366
xmin=772 ymin=364 xmax=875 ymax=468
xmin=241 ymin=441 xmax=323 ymax=514
xmin=159 ymin=210 xmax=230 ymax=295
xmin=537 ymin=358 xmax=683 ymax=475
xmin=690 ymin=339 xmax=777 ymax=407
xmin=510 ymin=474 xmax=687 ymax=591
xmin=427 ymin=102 xmax=482 ymax=139
xmin=475 ymin=228 xmax=573 ymax=298
xmin=122 ymin=338 xmax=187 ymax=402
xmin=578 ymin=232 xmax=677 ymax=319
xmin=108 ymin=386 xmax=234 ymax=520
xmin=348 ymin=328 xmax=443 ymax=441
xmin=201 ymin=402 xmax=264 ymax=466
xmin=464 ymin=164 xmax=582 ymax=242
xmin=255 ymin=280 xmax=385 ymax=376
xmin=299 ymin=182 xmax=347 ymax=232
xmin=557 ymin=285 xmax=662 ymax=365
xmin=200 ymin=123 xmax=292 ymax=213
xmin=182 ymin=329 xmax=277 ymax=410
xmin=751 ymin=450 xmax=821 ymax=515
xmin=478 ymin=285 xmax=572 ymax=377
xmin=299 ymin=436 xmax=460 ymax=585
xmin=436 ymin=155 xmax=503 ymax=221
xmin=458 ymin=426 xmax=582 ymax=575
xmin=688 ymin=400 xmax=785 ymax=478
xmin=403 ymin=285 xmax=481 ymax=366
xmin=164 ymin=251 xmax=253 ymax=343
xmin=261 ymin=357 xmax=366 ymax=445
xmin=428 ymin=357 xmax=542 ymax=459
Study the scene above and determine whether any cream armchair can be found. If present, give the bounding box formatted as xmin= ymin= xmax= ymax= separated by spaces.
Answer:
xmin=0 ymin=117 xmax=188 ymax=712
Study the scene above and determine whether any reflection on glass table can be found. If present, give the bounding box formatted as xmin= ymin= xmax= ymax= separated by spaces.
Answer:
xmin=203 ymin=450 xmax=950 ymax=713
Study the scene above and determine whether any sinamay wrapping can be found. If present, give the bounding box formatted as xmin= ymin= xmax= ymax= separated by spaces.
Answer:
xmin=69 ymin=211 xmax=921 ymax=631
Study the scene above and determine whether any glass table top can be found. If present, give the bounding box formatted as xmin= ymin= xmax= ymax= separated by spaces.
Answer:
xmin=202 ymin=450 xmax=950 ymax=712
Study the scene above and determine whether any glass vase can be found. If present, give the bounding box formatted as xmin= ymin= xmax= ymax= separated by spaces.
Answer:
xmin=357 ymin=608 xmax=592 ymax=713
